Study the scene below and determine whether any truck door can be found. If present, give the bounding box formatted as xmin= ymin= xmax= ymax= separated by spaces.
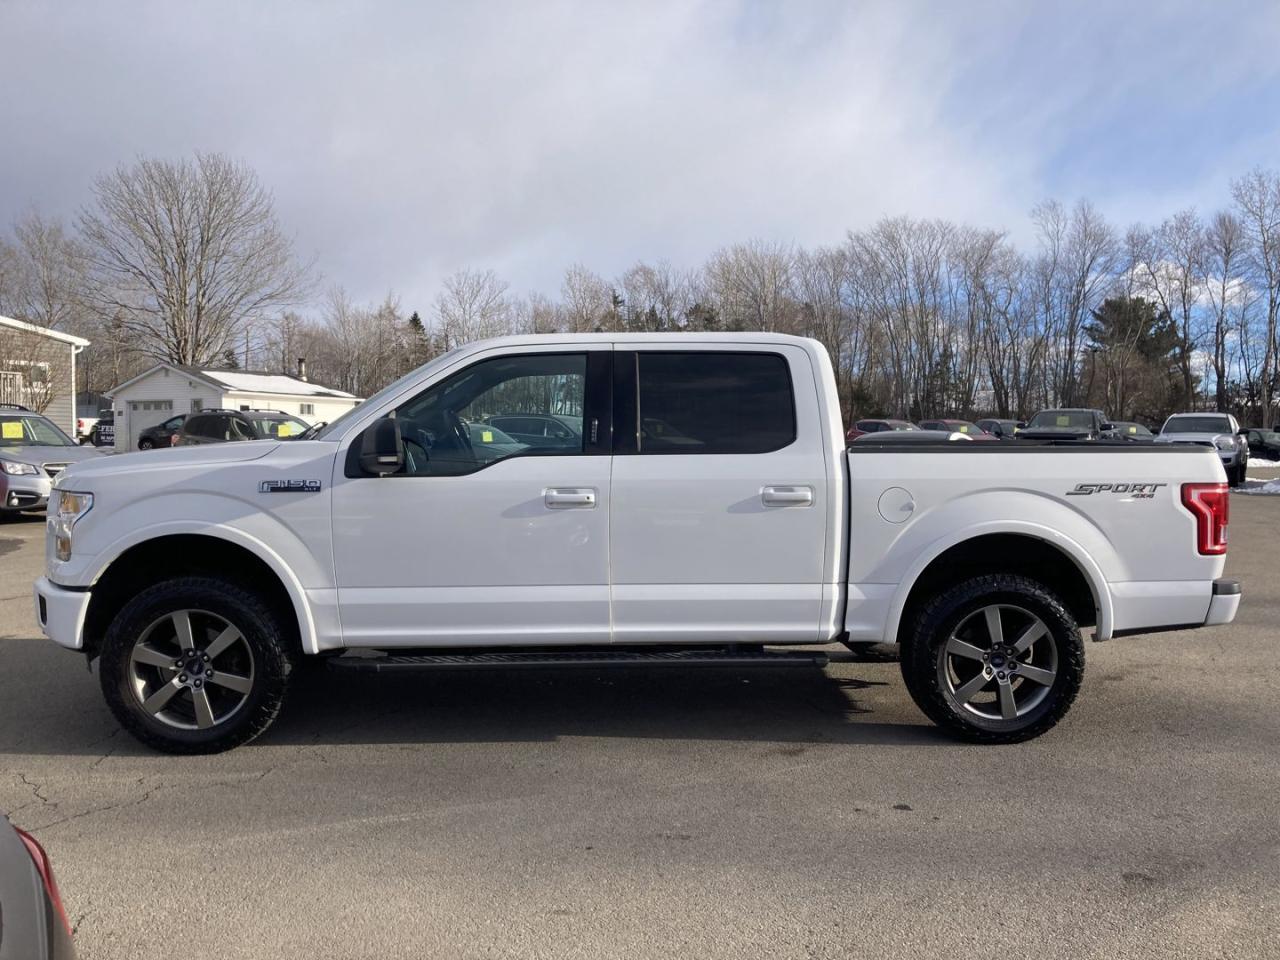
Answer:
xmin=330 ymin=345 xmax=613 ymax=647
xmin=608 ymin=345 xmax=831 ymax=644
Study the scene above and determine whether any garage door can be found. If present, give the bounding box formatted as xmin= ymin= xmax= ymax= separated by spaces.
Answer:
xmin=128 ymin=400 xmax=174 ymax=450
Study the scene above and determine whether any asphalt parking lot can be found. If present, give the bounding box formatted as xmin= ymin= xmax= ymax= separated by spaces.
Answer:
xmin=2 ymin=495 xmax=1278 ymax=960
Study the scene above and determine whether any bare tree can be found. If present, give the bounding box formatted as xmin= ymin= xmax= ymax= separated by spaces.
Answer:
xmin=78 ymin=153 xmax=311 ymax=367
xmin=1232 ymin=169 xmax=1280 ymax=419
xmin=434 ymin=268 xmax=514 ymax=349
xmin=1204 ymin=212 xmax=1247 ymax=412
xmin=1130 ymin=210 xmax=1205 ymax=408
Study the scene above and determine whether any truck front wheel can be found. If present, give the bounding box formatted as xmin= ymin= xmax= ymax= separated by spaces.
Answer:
xmin=900 ymin=574 xmax=1084 ymax=743
xmin=98 ymin=577 xmax=295 ymax=754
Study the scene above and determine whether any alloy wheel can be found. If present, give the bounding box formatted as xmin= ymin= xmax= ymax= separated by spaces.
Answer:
xmin=127 ymin=610 xmax=256 ymax=730
xmin=937 ymin=603 xmax=1058 ymax=723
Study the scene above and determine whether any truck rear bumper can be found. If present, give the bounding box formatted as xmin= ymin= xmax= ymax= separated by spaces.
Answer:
xmin=33 ymin=577 xmax=90 ymax=651
xmin=1204 ymin=577 xmax=1241 ymax=626
xmin=1109 ymin=578 xmax=1240 ymax=637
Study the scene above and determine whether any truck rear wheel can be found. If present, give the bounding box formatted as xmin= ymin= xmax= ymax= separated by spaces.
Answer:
xmin=900 ymin=574 xmax=1084 ymax=743
xmin=99 ymin=577 xmax=295 ymax=754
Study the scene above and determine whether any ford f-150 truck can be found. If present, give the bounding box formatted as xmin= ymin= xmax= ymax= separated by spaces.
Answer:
xmin=33 ymin=334 xmax=1241 ymax=753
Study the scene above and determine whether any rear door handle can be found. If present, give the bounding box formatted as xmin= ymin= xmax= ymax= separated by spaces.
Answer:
xmin=545 ymin=487 xmax=597 ymax=509
xmin=761 ymin=485 xmax=813 ymax=507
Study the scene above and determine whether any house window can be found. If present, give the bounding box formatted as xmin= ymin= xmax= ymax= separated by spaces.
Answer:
xmin=240 ymin=405 xmax=251 ymax=411
xmin=190 ymin=399 xmax=204 ymax=413
xmin=300 ymin=403 xmax=315 ymax=416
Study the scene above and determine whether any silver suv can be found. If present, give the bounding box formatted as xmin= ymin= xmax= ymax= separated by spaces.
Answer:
xmin=1154 ymin=412 xmax=1247 ymax=486
xmin=0 ymin=405 xmax=106 ymax=515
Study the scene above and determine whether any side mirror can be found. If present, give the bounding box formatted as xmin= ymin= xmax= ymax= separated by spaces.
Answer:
xmin=1101 ymin=422 xmax=1115 ymax=432
xmin=1016 ymin=421 xmax=1027 ymax=430
xmin=360 ymin=418 xmax=404 ymax=476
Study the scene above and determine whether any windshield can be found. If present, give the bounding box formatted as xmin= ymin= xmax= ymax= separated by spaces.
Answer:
xmin=1028 ymin=411 xmax=1094 ymax=429
xmin=0 ymin=413 xmax=77 ymax=447
xmin=251 ymin=415 xmax=311 ymax=439
xmin=1117 ymin=423 xmax=1152 ymax=436
xmin=1163 ymin=416 xmax=1232 ymax=434
xmin=1255 ymin=430 xmax=1280 ymax=442
xmin=887 ymin=421 xmax=920 ymax=431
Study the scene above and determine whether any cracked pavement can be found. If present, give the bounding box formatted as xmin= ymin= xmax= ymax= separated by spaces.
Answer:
xmin=1 ymin=500 xmax=1279 ymax=960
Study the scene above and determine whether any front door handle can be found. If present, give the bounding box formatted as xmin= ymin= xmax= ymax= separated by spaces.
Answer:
xmin=545 ymin=487 xmax=597 ymax=509
xmin=761 ymin=485 xmax=813 ymax=507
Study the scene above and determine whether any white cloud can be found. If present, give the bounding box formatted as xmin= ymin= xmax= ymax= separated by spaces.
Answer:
xmin=2 ymin=0 xmax=1279 ymax=311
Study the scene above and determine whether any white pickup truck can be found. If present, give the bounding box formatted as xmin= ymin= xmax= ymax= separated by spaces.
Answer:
xmin=34 ymin=334 xmax=1241 ymax=753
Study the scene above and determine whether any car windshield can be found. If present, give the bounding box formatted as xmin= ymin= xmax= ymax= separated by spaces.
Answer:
xmin=1163 ymin=416 xmax=1232 ymax=434
xmin=466 ymin=422 xmax=523 ymax=446
xmin=1028 ymin=411 xmax=1094 ymax=429
xmin=0 ymin=413 xmax=77 ymax=446
xmin=1253 ymin=430 xmax=1280 ymax=442
xmin=251 ymin=415 xmax=311 ymax=439
xmin=1118 ymin=423 xmax=1151 ymax=436
xmin=887 ymin=421 xmax=919 ymax=431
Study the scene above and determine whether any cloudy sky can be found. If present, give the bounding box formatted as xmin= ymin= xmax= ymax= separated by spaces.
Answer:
xmin=4 ymin=0 xmax=1280 ymax=311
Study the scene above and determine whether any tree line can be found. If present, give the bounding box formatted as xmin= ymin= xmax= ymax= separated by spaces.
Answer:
xmin=2 ymin=152 xmax=1278 ymax=426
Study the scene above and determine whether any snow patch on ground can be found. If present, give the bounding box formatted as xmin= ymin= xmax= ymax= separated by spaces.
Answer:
xmin=1247 ymin=457 xmax=1279 ymax=468
xmin=1235 ymin=478 xmax=1280 ymax=495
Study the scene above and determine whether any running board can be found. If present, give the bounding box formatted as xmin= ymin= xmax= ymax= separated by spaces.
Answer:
xmin=326 ymin=649 xmax=829 ymax=673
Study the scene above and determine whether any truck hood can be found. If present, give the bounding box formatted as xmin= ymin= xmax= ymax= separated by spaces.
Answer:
xmin=0 ymin=444 xmax=108 ymax=467
xmin=1153 ymin=433 xmax=1230 ymax=447
xmin=55 ymin=441 xmax=279 ymax=484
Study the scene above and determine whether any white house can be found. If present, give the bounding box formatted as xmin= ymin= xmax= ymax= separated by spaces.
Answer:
xmin=0 ymin=314 xmax=91 ymax=436
xmin=106 ymin=362 xmax=362 ymax=452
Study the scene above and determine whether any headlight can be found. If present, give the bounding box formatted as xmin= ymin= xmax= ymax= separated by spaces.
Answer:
xmin=1 ymin=461 xmax=38 ymax=476
xmin=1215 ymin=437 xmax=1236 ymax=451
xmin=51 ymin=490 xmax=93 ymax=562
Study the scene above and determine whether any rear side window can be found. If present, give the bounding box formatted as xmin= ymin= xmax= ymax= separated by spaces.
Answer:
xmin=634 ymin=352 xmax=795 ymax=454
xmin=185 ymin=415 xmax=216 ymax=438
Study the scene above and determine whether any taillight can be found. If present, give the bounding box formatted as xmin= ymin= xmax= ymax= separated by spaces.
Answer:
xmin=15 ymin=826 xmax=72 ymax=937
xmin=1181 ymin=482 xmax=1229 ymax=555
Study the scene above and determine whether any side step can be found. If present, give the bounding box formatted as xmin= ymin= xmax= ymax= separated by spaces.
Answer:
xmin=326 ymin=649 xmax=829 ymax=673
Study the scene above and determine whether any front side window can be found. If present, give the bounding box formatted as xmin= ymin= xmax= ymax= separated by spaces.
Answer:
xmin=387 ymin=352 xmax=587 ymax=476
xmin=634 ymin=352 xmax=795 ymax=454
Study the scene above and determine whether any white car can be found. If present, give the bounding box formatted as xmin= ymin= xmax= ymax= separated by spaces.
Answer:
xmin=34 ymin=334 xmax=1240 ymax=752
xmin=1154 ymin=412 xmax=1248 ymax=486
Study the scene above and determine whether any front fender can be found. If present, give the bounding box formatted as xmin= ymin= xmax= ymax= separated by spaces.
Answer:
xmin=82 ymin=520 xmax=323 ymax=654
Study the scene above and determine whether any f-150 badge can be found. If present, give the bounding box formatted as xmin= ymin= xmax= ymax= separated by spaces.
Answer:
xmin=259 ymin=480 xmax=322 ymax=493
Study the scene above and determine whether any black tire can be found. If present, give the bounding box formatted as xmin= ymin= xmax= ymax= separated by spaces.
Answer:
xmin=138 ymin=438 xmax=155 ymax=450
xmin=900 ymin=574 xmax=1084 ymax=744
xmin=99 ymin=576 xmax=295 ymax=754
xmin=1231 ymin=464 xmax=1246 ymax=487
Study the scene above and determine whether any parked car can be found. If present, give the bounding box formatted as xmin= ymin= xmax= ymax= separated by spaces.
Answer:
xmin=1242 ymin=427 xmax=1280 ymax=461
xmin=74 ymin=412 xmax=100 ymax=443
xmin=1 ymin=405 xmax=106 ymax=515
xmin=137 ymin=414 xmax=187 ymax=450
xmin=1154 ymin=412 xmax=1248 ymax=486
xmin=1017 ymin=408 xmax=1114 ymax=441
xmin=87 ymin=411 xmax=114 ymax=447
xmin=36 ymin=334 xmax=1239 ymax=753
xmin=178 ymin=409 xmax=312 ymax=445
xmin=852 ymin=429 xmax=974 ymax=443
xmin=482 ymin=413 xmax=582 ymax=450
xmin=976 ymin=418 xmax=1021 ymax=438
xmin=0 ymin=815 xmax=76 ymax=958
xmin=465 ymin=421 xmax=528 ymax=464
xmin=1108 ymin=421 xmax=1154 ymax=441
xmin=917 ymin=419 xmax=998 ymax=439
xmin=845 ymin=418 xmax=920 ymax=442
